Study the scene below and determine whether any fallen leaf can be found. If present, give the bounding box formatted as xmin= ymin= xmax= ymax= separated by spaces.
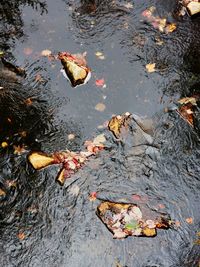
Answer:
xmin=24 ymin=98 xmax=33 ymax=106
xmin=28 ymin=152 xmax=55 ymax=170
xmin=58 ymin=51 xmax=91 ymax=87
xmin=142 ymin=227 xmax=156 ymax=237
xmin=23 ymin=47 xmax=33 ymax=55
xmin=68 ymin=133 xmax=75 ymax=140
xmin=89 ymin=191 xmax=97 ymax=201
xmin=13 ymin=145 xmax=27 ymax=155
xmin=187 ymin=1 xmax=200 ymax=16
xmin=95 ymin=52 xmax=105 ymax=60
xmin=123 ymin=2 xmax=134 ymax=9
xmin=165 ymin=23 xmax=177 ymax=33
xmin=95 ymin=103 xmax=106 ymax=112
xmin=1 ymin=141 xmax=8 ymax=148
xmin=0 ymin=188 xmax=6 ymax=197
xmin=41 ymin=49 xmax=52 ymax=57
xmin=93 ymin=134 xmax=106 ymax=145
xmin=178 ymin=97 xmax=197 ymax=106
xmin=146 ymin=63 xmax=156 ymax=73
xmin=186 ymin=217 xmax=193 ymax=224
xmin=95 ymin=79 xmax=105 ymax=87
xmin=108 ymin=113 xmax=131 ymax=138
xmin=17 ymin=232 xmax=26 ymax=240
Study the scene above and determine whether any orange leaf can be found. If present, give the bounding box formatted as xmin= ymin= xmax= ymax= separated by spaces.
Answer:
xmin=186 ymin=217 xmax=193 ymax=224
xmin=17 ymin=232 xmax=26 ymax=240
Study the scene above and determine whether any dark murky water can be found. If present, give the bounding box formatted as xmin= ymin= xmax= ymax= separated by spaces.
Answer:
xmin=0 ymin=0 xmax=200 ymax=266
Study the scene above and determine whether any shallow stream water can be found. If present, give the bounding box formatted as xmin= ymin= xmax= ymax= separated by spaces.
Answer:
xmin=0 ymin=0 xmax=200 ymax=266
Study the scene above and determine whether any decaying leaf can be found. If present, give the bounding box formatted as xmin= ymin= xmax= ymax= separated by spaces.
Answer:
xmin=28 ymin=133 xmax=106 ymax=185
xmin=142 ymin=6 xmax=176 ymax=33
xmin=96 ymin=201 xmax=171 ymax=239
xmin=186 ymin=217 xmax=193 ymax=224
xmin=95 ymin=103 xmax=106 ymax=112
xmin=146 ymin=63 xmax=156 ymax=73
xmin=176 ymin=95 xmax=200 ymax=127
xmin=58 ymin=51 xmax=91 ymax=87
xmin=108 ymin=112 xmax=131 ymax=138
xmin=13 ymin=145 xmax=27 ymax=155
xmin=28 ymin=152 xmax=55 ymax=170
xmin=0 ymin=188 xmax=6 ymax=197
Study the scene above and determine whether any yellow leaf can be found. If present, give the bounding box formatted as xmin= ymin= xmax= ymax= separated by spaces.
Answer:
xmin=143 ymin=227 xmax=156 ymax=237
xmin=165 ymin=23 xmax=177 ymax=33
xmin=1 ymin=141 xmax=8 ymax=148
xmin=28 ymin=152 xmax=54 ymax=170
xmin=146 ymin=63 xmax=156 ymax=73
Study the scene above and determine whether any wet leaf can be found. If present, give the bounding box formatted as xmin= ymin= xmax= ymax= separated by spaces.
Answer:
xmin=41 ymin=49 xmax=52 ymax=56
xmin=68 ymin=133 xmax=75 ymax=140
xmin=93 ymin=134 xmax=106 ymax=145
xmin=178 ymin=97 xmax=197 ymax=106
xmin=0 ymin=188 xmax=6 ymax=197
xmin=165 ymin=23 xmax=177 ymax=33
xmin=142 ymin=227 xmax=156 ymax=237
xmin=146 ymin=63 xmax=156 ymax=73
xmin=56 ymin=168 xmax=66 ymax=186
xmin=95 ymin=79 xmax=105 ymax=87
xmin=95 ymin=51 xmax=105 ymax=60
xmin=96 ymin=201 xmax=170 ymax=239
xmin=108 ymin=113 xmax=131 ymax=138
xmin=95 ymin=103 xmax=106 ymax=112
xmin=1 ymin=141 xmax=8 ymax=148
xmin=123 ymin=2 xmax=134 ymax=9
xmin=187 ymin=1 xmax=200 ymax=16
xmin=13 ymin=145 xmax=27 ymax=155
xmin=17 ymin=232 xmax=26 ymax=240
xmin=28 ymin=152 xmax=55 ymax=170
xmin=186 ymin=217 xmax=193 ymax=224
xmin=24 ymin=98 xmax=33 ymax=106
xmin=58 ymin=51 xmax=91 ymax=87
xmin=89 ymin=191 xmax=97 ymax=201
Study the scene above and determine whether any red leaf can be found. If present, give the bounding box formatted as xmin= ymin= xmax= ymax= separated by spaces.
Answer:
xmin=95 ymin=79 xmax=105 ymax=87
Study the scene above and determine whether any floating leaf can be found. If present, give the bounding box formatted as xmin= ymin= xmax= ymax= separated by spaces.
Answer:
xmin=28 ymin=152 xmax=55 ymax=170
xmin=186 ymin=217 xmax=193 ymax=224
xmin=95 ymin=79 xmax=105 ymax=87
xmin=146 ymin=63 xmax=156 ymax=73
xmin=1 ymin=142 xmax=8 ymax=148
xmin=165 ymin=23 xmax=177 ymax=33
xmin=89 ymin=191 xmax=97 ymax=201
xmin=68 ymin=133 xmax=75 ymax=140
xmin=187 ymin=1 xmax=200 ymax=16
xmin=58 ymin=52 xmax=91 ymax=87
xmin=41 ymin=49 xmax=52 ymax=57
xmin=142 ymin=227 xmax=156 ymax=237
xmin=95 ymin=52 xmax=105 ymax=60
xmin=13 ymin=145 xmax=27 ymax=155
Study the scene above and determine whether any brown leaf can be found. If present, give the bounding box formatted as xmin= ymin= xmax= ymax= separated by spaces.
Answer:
xmin=0 ymin=188 xmax=6 ymax=197
xmin=56 ymin=168 xmax=66 ymax=186
xmin=186 ymin=217 xmax=193 ymax=224
xmin=95 ymin=103 xmax=106 ymax=112
xmin=13 ymin=145 xmax=27 ymax=155
xmin=17 ymin=232 xmax=26 ymax=240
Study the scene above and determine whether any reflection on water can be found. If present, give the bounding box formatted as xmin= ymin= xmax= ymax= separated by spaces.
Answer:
xmin=0 ymin=0 xmax=200 ymax=266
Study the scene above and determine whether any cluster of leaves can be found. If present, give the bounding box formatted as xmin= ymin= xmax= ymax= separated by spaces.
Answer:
xmin=28 ymin=134 xmax=106 ymax=185
xmin=176 ymin=95 xmax=200 ymax=127
xmin=142 ymin=6 xmax=176 ymax=33
xmin=96 ymin=201 xmax=171 ymax=239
